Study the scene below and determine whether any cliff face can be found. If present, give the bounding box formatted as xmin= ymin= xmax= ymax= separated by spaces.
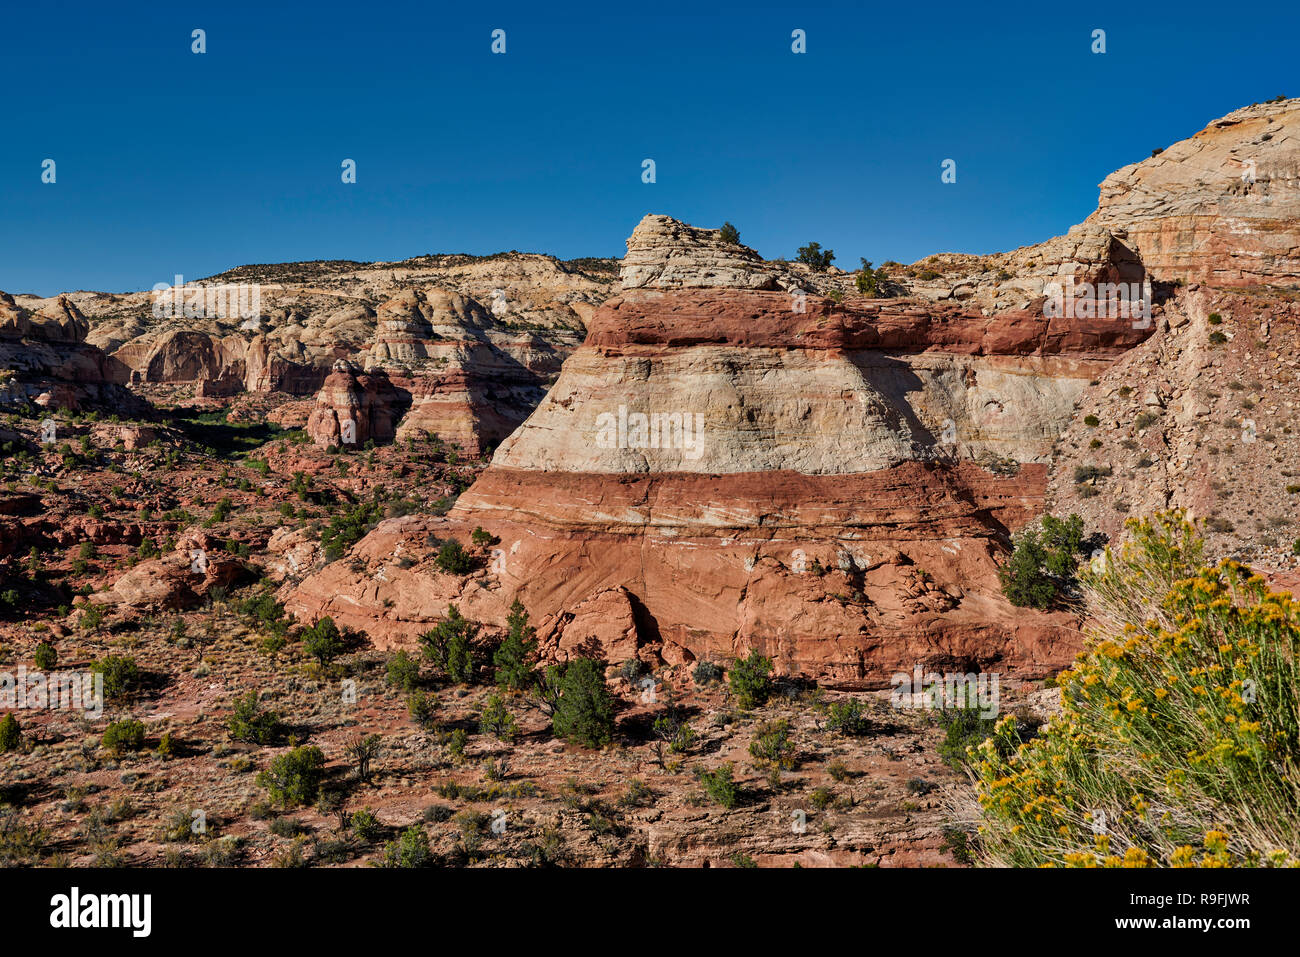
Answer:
xmin=1080 ymin=99 xmax=1300 ymax=286
xmin=53 ymin=253 xmax=613 ymax=438
xmin=427 ymin=272 xmax=1150 ymax=684
xmin=285 ymin=99 xmax=1300 ymax=685
xmin=285 ymin=223 xmax=1155 ymax=686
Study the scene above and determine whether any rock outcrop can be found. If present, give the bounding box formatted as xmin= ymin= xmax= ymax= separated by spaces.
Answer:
xmin=59 ymin=251 xmax=615 ymax=403
xmin=1081 ymin=99 xmax=1300 ymax=286
xmin=364 ymin=287 xmax=579 ymax=454
xmin=305 ymin=360 xmax=407 ymax=448
xmin=0 ymin=291 xmax=144 ymax=414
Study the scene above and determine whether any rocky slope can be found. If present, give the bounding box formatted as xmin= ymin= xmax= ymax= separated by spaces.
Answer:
xmin=1047 ymin=284 xmax=1300 ymax=566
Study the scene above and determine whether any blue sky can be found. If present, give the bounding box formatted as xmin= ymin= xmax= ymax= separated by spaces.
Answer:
xmin=1 ymin=0 xmax=1295 ymax=295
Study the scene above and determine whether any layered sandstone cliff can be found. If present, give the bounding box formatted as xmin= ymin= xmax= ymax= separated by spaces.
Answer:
xmin=53 ymin=251 xmax=614 ymax=402
xmin=286 ymin=99 xmax=1300 ymax=685
xmin=286 ymin=227 xmax=1154 ymax=685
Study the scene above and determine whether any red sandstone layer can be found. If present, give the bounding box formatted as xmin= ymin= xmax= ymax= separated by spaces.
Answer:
xmin=586 ymin=289 xmax=1154 ymax=358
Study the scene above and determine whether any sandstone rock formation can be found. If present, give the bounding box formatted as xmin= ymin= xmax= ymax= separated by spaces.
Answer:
xmin=1081 ymin=99 xmax=1300 ymax=286
xmin=0 ymin=291 xmax=145 ymax=414
xmin=94 ymin=549 xmax=251 ymax=611
xmin=286 ymin=99 xmax=1300 ymax=686
xmin=366 ymin=286 xmax=578 ymax=454
xmin=52 ymin=251 xmax=615 ymax=403
xmin=301 ymin=285 xmax=580 ymax=453
xmin=870 ymin=99 xmax=1300 ymax=312
xmin=305 ymin=360 xmax=406 ymax=448
xmin=621 ymin=215 xmax=780 ymax=290
xmin=117 ymin=329 xmax=326 ymax=396
xmin=288 ymin=228 xmax=1154 ymax=685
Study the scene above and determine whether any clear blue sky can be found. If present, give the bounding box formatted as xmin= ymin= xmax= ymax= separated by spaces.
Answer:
xmin=1 ymin=0 xmax=1294 ymax=296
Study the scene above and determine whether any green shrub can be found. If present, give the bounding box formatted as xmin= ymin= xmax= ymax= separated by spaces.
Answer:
xmin=748 ymin=718 xmax=796 ymax=770
xmin=652 ymin=709 xmax=696 ymax=755
xmin=407 ymin=690 xmax=437 ymax=728
xmin=79 ymin=603 xmax=105 ymax=632
xmin=728 ymin=651 xmax=773 ymax=710
xmin=549 ymin=658 xmax=615 ymax=748
xmin=719 ymin=222 xmax=740 ymax=245
xmin=156 ymin=731 xmax=177 ymax=757
xmin=238 ymin=588 xmax=290 ymax=637
xmin=435 ymin=540 xmax=474 ymax=575
xmin=102 ymin=719 xmax=145 ymax=756
xmin=998 ymin=513 xmax=1094 ymax=610
xmin=854 ymin=259 xmax=890 ymax=297
xmin=386 ymin=650 xmax=421 ymax=691
xmin=91 ymin=655 xmax=139 ymax=700
xmin=795 ymin=242 xmax=835 ymax=272
xmin=419 ymin=605 xmax=479 ymax=683
xmin=382 ymin=826 xmax=432 ymax=867
xmin=320 ymin=502 xmax=382 ymax=561
xmin=228 ymin=692 xmax=281 ymax=745
xmin=698 ymin=763 xmax=739 ymax=808
xmin=301 ymin=616 xmax=344 ymax=665
xmin=493 ymin=599 xmax=537 ymax=691
xmin=936 ymin=689 xmax=1000 ymax=770
xmin=258 ymin=746 xmax=326 ymax=808
xmin=350 ymin=808 xmax=381 ymax=842
xmin=478 ymin=693 xmax=518 ymax=742
xmin=825 ymin=698 xmax=872 ymax=736
xmin=33 ymin=642 xmax=57 ymax=671
xmin=0 ymin=713 xmax=21 ymax=752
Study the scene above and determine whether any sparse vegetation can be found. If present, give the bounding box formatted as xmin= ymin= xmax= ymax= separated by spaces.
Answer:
xmin=976 ymin=512 xmax=1300 ymax=866
xmin=258 ymin=746 xmax=326 ymax=808
xmin=795 ymin=242 xmax=835 ymax=272
xmin=998 ymin=513 xmax=1097 ymax=610
xmin=728 ymin=651 xmax=774 ymax=710
xmin=547 ymin=658 xmax=615 ymax=749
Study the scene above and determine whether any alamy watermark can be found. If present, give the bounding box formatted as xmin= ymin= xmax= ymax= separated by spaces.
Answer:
xmin=595 ymin=405 xmax=705 ymax=460
xmin=0 ymin=667 xmax=104 ymax=718
xmin=1043 ymin=277 xmax=1152 ymax=329
xmin=891 ymin=666 xmax=1000 ymax=718
xmin=151 ymin=274 xmax=261 ymax=321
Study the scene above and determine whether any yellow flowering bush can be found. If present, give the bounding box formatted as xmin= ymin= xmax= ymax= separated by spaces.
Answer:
xmin=974 ymin=511 xmax=1300 ymax=867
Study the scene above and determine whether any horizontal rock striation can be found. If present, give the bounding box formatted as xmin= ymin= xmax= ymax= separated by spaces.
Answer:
xmin=290 ymin=274 xmax=1145 ymax=684
xmin=1082 ymin=99 xmax=1300 ymax=286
